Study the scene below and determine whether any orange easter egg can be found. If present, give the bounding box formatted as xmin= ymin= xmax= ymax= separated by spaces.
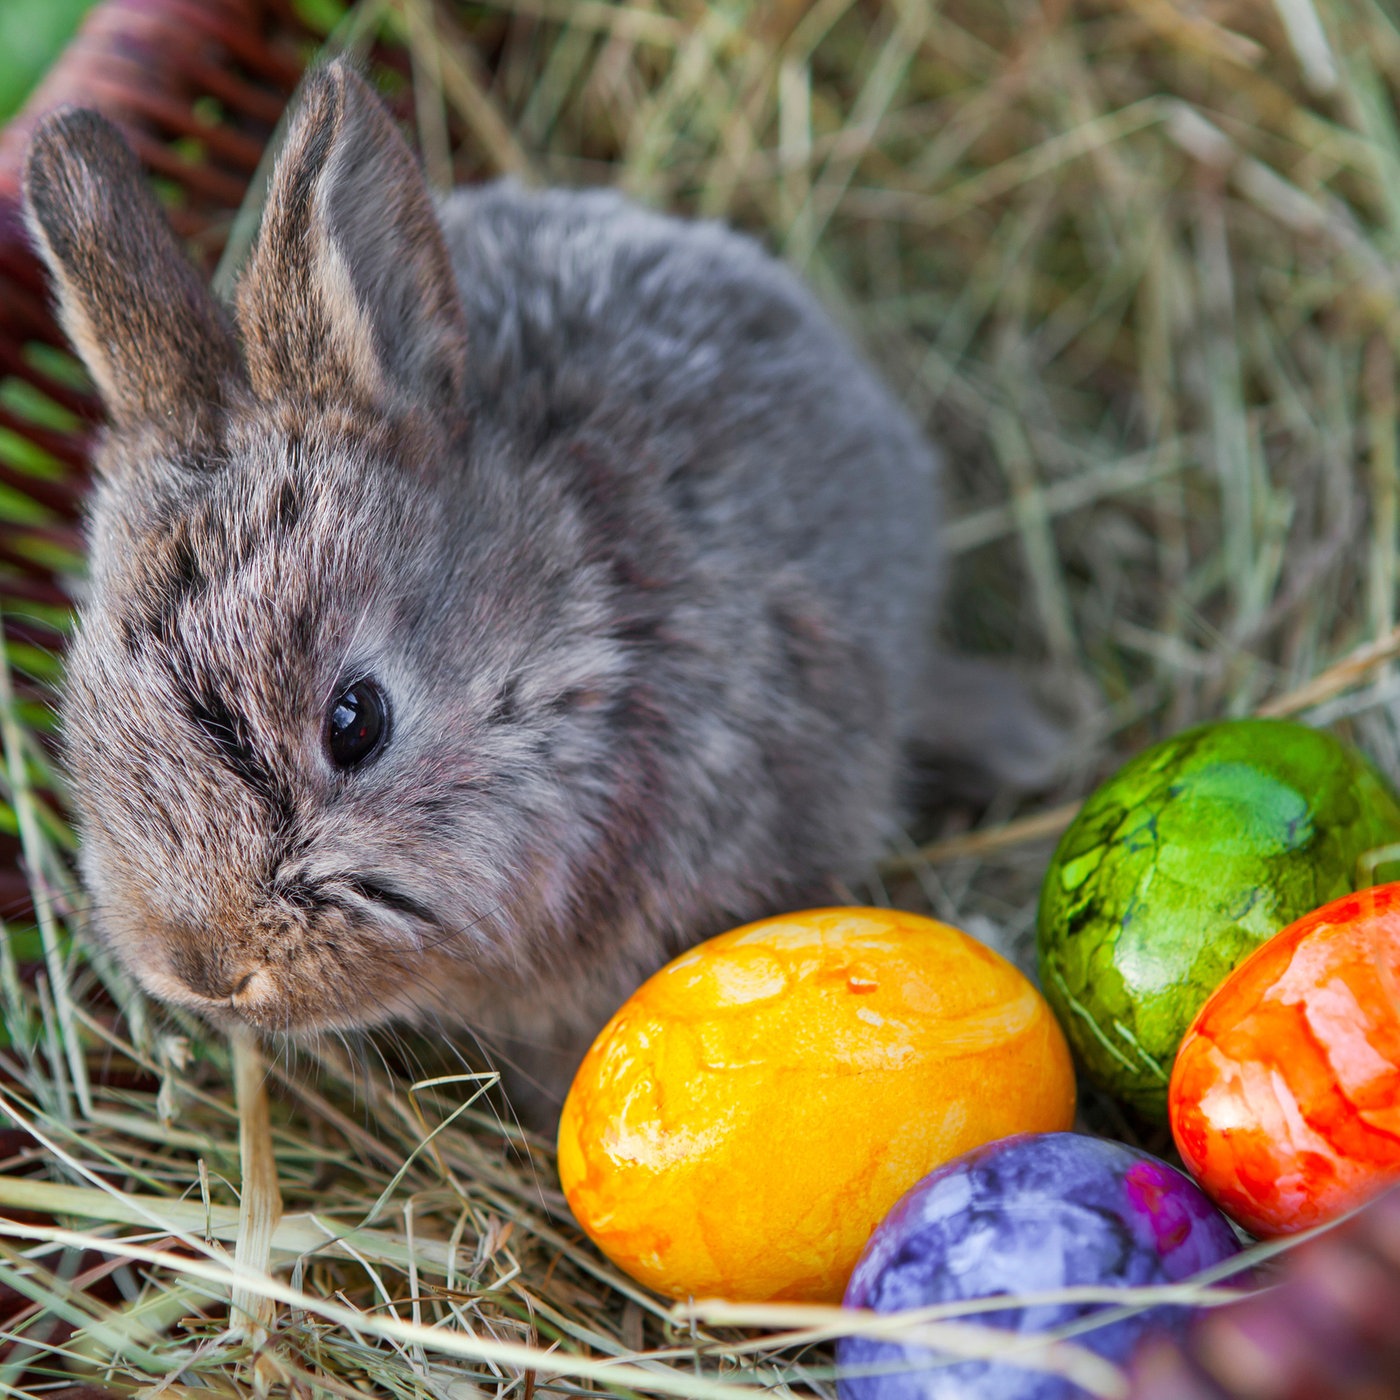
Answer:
xmin=556 ymin=907 xmax=1076 ymax=1302
xmin=1170 ymin=882 xmax=1400 ymax=1237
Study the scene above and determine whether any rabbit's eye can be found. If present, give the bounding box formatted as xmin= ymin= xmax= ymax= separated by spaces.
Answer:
xmin=325 ymin=679 xmax=389 ymax=769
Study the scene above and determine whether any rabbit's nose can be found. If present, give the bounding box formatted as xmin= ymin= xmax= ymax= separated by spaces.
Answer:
xmin=169 ymin=941 xmax=259 ymax=1002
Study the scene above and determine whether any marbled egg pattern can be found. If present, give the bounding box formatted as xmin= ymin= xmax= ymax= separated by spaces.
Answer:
xmin=1037 ymin=719 xmax=1400 ymax=1119
xmin=558 ymin=909 xmax=1075 ymax=1303
xmin=838 ymin=1133 xmax=1241 ymax=1400
xmin=1171 ymin=882 xmax=1400 ymax=1236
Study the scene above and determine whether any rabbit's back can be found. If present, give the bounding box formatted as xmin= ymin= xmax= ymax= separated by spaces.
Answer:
xmin=436 ymin=182 xmax=941 ymax=736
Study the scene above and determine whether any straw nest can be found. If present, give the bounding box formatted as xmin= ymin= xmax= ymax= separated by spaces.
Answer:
xmin=1 ymin=0 xmax=1397 ymax=1395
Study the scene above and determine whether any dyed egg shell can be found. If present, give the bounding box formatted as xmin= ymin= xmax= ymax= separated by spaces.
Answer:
xmin=1170 ymin=882 xmax=1400 ymax=1237
xmin=838 ymin=1133 xmax=1243 ymax=1400
xmin=1037 ymin=719 xmax=1400 ymax=1120
xmin=557 ymin=907 xmax=1075 ymax=1303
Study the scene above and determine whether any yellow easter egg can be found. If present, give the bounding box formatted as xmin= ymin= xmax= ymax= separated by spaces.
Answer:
xmin=557 ymin=907 xmax=1076 ymax=1302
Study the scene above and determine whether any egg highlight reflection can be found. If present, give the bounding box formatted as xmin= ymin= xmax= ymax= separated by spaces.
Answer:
xmin=557 ymin=907 xmax=1076 ymax=1303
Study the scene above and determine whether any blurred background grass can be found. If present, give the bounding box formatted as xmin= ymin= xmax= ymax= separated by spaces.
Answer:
xmin=0 ymin=0 xmax=1397 ymax=1395
xmin=0 ymin=0 xmax=95 ymax=121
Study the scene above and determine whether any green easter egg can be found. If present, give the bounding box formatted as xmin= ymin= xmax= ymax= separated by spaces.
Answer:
xmin=1036 ymin=718 xmax=1400 ymax=1120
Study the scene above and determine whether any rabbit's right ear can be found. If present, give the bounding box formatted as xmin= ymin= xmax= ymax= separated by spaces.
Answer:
xmin=234 ymin=62 xmax=469 ymax=415
xmin=23 ymin=109 xmax=245 ymax=444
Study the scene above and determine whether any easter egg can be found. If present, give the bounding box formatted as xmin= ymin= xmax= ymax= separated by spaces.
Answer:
xmin=557 ymin=907 xmax=1076 ymax=1303
xmin=837 ymin=1133 xmax=1244 ymax=1400
xmin=1170 ymin=882 xmax=1400 ymax=1236
xmin=1037 ymin=718 xmax=1400 ymax=1119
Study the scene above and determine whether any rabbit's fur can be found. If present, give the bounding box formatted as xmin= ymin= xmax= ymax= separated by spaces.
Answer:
xmin=24 ymin=62 xmax=1054 ymax=1123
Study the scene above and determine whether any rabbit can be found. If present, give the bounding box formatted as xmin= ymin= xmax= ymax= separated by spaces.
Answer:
xmin=23 ymin=60 xmax=1058 ymax=1127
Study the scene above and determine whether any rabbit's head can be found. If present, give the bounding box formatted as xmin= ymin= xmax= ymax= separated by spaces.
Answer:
xmin=24 ymin=63 xmax=632 ymax=1038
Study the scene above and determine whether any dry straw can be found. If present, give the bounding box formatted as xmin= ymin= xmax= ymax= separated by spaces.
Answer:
xmin=0 ymin=0 xmax=1397 ymax=1394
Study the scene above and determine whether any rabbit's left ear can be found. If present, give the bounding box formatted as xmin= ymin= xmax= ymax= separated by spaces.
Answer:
xmin=236 ymin=60 xmax=470 ymax=414
xmin=23 ymin=108 xmax=246 ymax=444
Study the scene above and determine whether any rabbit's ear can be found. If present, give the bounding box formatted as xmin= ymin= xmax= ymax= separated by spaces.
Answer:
xmin=235 ymin=61 xmax=469 ymax=414
xmin=23 ymin=109 xmax=245 ymax=443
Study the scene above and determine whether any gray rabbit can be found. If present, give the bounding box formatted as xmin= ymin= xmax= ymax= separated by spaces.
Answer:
xmin=23 ymin=61 xmax=1055 ymax=1124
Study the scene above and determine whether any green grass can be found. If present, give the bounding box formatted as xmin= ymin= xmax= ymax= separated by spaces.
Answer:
xmin=0 ymin=0 xmax=97 ymax=122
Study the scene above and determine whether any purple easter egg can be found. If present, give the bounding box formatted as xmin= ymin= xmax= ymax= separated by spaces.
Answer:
xmin=837 ymin=1132 xmax=1243 ymax=1400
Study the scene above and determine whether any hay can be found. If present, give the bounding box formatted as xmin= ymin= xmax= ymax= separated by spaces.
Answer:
xmin=2 ymin=0 xmax=1398 ymax=1393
